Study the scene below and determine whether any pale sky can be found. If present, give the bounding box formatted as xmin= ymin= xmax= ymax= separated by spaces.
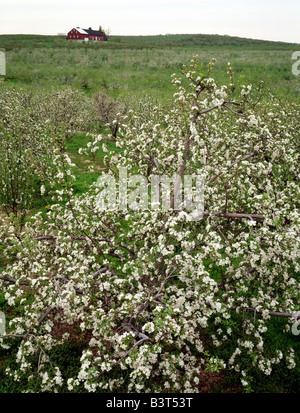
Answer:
xmin=0 ymin=0 xmax=299 ymax=43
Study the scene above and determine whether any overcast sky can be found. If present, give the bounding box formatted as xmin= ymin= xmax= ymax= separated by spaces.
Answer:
xmin=1 ymin=0 xmax=299 ymax=43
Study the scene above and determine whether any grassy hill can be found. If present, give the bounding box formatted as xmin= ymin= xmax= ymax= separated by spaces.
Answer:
xmin=0 ymin=33 xmax=299 ymax=51
xmin=0 ymin=33 xmax=299 ymax=104
xmin=110 ymin=33 xmax=299 ymax=49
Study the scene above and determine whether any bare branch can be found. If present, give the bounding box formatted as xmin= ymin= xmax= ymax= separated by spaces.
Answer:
xmin=202 ymin=211 xmax=265 ymax=221
xmin=122 ymin=323 xmax=150 ymax=341
xmin=0 ymin=275 xmax=29 ymax=285
xmin=204 ymin=301 xmax=296 ymax=319
xmin=37 ymin=306 xmax=56 ymax=326
xmin=232 ymin=306 xmax=297 ymax=319
xmin=209 ymin=151 xmax=257 ymax=184
xmin=223 ymin=103 xmax=247 ymax=117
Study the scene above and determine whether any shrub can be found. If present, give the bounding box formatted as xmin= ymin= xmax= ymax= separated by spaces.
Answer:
xmin=0 ymin=88 xmax=55 ymax=223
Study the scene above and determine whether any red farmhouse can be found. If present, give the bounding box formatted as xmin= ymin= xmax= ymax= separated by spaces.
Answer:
xmin=67 ymin=27 xmax=107 ymax=42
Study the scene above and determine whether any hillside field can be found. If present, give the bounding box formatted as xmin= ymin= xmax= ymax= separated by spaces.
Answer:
xmin=1 ymin=33 xmax=299 ymax=102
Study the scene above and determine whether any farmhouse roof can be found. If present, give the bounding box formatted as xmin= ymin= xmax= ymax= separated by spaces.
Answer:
xmin=75 ymin=27 xmax=106 ymax=36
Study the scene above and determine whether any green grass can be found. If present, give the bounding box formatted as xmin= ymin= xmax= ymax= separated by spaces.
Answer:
xmin=64 ymin=133 xmax=123 ymax=195
xmin=0 ymin=33 xmax=298 ymax=50
xmin=1 ymin=34 xmax=299 ymax=102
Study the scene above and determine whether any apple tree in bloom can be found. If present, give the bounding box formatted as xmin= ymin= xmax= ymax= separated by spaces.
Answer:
xmin=0 ymin=87 xmax=93 ymax=226
xmin=0 ymin=57 xmax=299 ymax=392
